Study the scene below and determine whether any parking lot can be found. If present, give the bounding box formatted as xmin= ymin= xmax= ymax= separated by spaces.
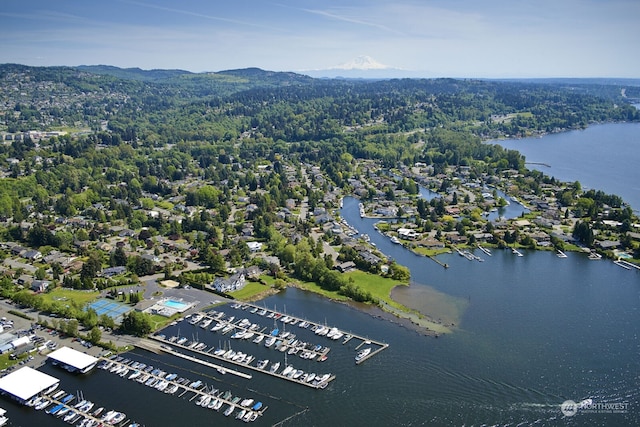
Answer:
xmin=0 ymin=299 xmax=134 ymax=375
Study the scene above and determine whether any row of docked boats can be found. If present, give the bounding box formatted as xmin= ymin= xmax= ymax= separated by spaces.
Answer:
xmin=194 ymin=389 xmax=264 ymax=422
xmin=180 ymin=314 xmax=334 ymax=363
xmin=101 ymin=356 xmax=266 ymax=422
xmin=227 ymin=303 xmax=350 ymax=343
xmin=259 ymin=359 xmax=332 ymax=389
xmin=99 ymin=357 xmax=198 ymax=396
xmin=27 ymin=387 xmax=132 ymax=427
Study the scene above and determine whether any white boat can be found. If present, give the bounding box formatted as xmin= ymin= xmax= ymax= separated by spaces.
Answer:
xmin=110 ymin=412 xmax=126 ymax=424
xmin=63 ymin=410 xmax=77 ymax=422
xmin=213 ymin=399 xmax=224 ymax=411
xmin=128 ymin=370 xmax=141 ymax=380
xmin=0 ymin=408 xmax=8 ymax=427
xmin=189 ymin=314 xmax=204 ymax=325
xmin=211 ymin=322 xmax=225 ymax=331
xmin=281 ymin=366 xmax=293 ymax=377
xmin=269 ymin=362 xmax=280 ymax=373
xmin=390 ymin=236 xmax=400 ymax=244
xmin=224 ymin=404 xmax=234 ymax=416
xmin=556 ymin=250 xmax=568 ymax=258
xmin=252 ymin=335 xmax=264 ymax=344
xmin=236 ymin=409 xmax=246 ymax=420
xmin=231 ymin=330 xmax=245 ymax=339
xmin=356 ymin=347 xmax=371 ymax=362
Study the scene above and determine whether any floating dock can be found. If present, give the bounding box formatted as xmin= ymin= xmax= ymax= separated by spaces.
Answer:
xmin=150 ymin=334 xmax=334 ymax=389
xmin=99 ymin=357 xmax=267 ymax=421
xmin=226 ymin=302 xmax=388 ymax=363
xmin=614 ymin=259 xmax=640 ymax=270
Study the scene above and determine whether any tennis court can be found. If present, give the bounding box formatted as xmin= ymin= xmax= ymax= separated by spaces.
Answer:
xmin=86 ymin=299 xmax=133 ymax=322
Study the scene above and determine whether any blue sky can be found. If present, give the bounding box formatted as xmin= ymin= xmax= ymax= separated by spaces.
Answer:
xmin=1 ymin=0 xmax=639 ymax=77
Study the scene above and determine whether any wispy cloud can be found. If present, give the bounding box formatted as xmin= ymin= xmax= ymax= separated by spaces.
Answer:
xmin=120 ymin=0 xmax=287 ymax=32
xmin=299 ymin=7 xmax=405 ymax=36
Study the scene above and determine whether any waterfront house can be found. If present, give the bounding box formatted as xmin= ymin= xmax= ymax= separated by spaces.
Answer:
xmin=213 ymin=272 xmax=246 ymax=293
xmin=336 ymin=261 xmax=356 ymax=273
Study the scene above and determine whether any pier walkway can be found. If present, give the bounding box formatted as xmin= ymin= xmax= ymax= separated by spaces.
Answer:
xmin=150 ymin=334 xmax=335 ymax=389
xmin=99 ymin=357 xmax=268 ymax=421
xmin=228 ymin=302 xmax=388 ymax=362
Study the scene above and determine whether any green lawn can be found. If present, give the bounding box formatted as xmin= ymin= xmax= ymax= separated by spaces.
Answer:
xmin=229 ymin=281 xmax=272 ymax=300
xmin=0 ymin=353 xmax=19 ymax=370
xmin=148 ymin=313 xmax=178 ymax=331
xmin=293 ymin=270 xmax=408 ymax=310
xmin=344 ymin=270 xmax=408 ymax=309
xmin=40 ymin=288 xmax=100 ymax=307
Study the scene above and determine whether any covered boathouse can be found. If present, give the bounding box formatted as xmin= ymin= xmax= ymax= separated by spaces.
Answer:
xmin=0 ymin=366 xmax=59 ymax=404
xmin=47 ymin=346 xmax=98 ymax=374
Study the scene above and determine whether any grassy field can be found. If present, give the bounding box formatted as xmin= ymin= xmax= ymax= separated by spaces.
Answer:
xmin=344 ymin=270 xmax=408 ymax=309
xmin=292 ymin=271 xmax=452 ymax=334
xmin=148 ymin=313 xmax=179 ymax=331
xmin=40 ymin=288 xmax=100 ymax=307
xmin=229 ymin=281 xmax=272 ymax=300
xmin=293 ymin=270 xmax=408 ymax=309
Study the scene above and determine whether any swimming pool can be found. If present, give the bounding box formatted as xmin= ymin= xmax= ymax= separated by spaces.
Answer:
xmin=161 ymin=299 xmax=190 ymax=310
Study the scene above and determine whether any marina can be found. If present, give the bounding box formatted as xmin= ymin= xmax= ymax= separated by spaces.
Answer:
xmin=97 ymin=356 xmax=267 ymax=422
xmin=149 ymin=300 xmax=388 ymax=389
xmin=25 ymin=387 xmax=134 ymax=427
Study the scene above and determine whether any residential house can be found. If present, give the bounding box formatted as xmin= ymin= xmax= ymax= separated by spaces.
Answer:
xmin=101 ymin=266 xmax=127 ymax=277
xmin=335 ymin=261 xmax=356 ymax=273
xmin=246 ymin=242 xmax=263 ymax=252
xmin=31 ymin=280 xmax=50 ymax=292
xmin=213 ymin=272 xmax=246 ymax=293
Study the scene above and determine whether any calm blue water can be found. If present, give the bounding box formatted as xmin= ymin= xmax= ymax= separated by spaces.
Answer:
xmin=5 ymin=123 xmax=640 ymax=427
xmin=493 ymin=122 xmax=640 ymax=211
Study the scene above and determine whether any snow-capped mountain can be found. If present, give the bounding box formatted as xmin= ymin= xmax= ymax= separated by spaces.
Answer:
xmin=330 ymin=55 xmax=389 ymax=71
xmin=302 ymin=55 xmax=426 ymax=79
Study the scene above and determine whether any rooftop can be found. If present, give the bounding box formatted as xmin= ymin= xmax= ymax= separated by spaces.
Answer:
xmin=47 ymin=346 xmax=99 ymax=372
xmin=0 ymin=366 xmax=59 ymax=402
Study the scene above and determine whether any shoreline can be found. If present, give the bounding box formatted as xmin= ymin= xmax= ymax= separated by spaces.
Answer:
xmin=253 ymin=281 xmax=450 ymax=337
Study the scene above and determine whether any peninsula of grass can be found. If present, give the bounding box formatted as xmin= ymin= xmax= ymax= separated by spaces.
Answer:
xmin=292 ymin=270 xmax=409 ymax=310
xmin=291 ymin=270 xmax=451 ymax=334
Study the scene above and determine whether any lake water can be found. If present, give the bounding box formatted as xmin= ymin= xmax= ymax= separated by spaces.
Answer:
xmin=493 ymin=122 xmax=640 ymax=212
xmin=5 ymin=123 xmax=640 ymax=426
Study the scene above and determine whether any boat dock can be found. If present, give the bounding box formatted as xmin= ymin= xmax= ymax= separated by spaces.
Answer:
xmin=98 ymin=356 xmax=268 ymax=422
xmin=158 ymin=344 xmax=253 ymax=380
xmin=354 ymin=340 xmax=389 ymax=365
xmin=29 ymin=388 xmax=133 ymax=427
xmin=614 ymin=259 xmax=640 ymax=270
xmin=149 ymin=334 xmax=335 ymax=389
xmin=478 ymin=245 xmax=492 ymax=256
xmin=227 ymin=301 xmax=388 ymax=364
